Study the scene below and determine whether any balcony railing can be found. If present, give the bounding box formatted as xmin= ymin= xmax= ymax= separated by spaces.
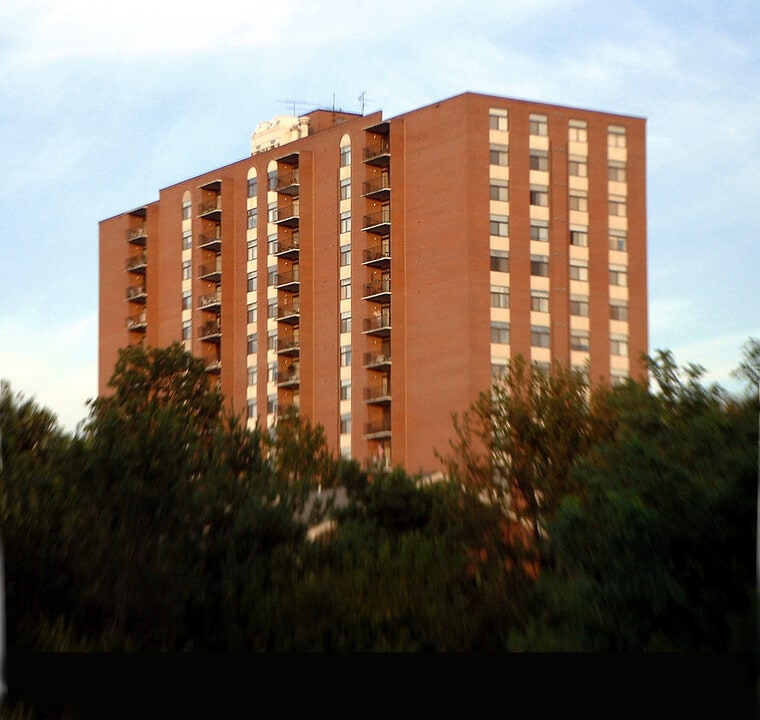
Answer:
xmin=126 ymin=313 xmax=147 ymax=332
xmin=277 ymin=369 xmax=300 ymax=388
xmin=277 ymin=337 xmax=301 ymax=356
xmin=362 ymin=208 xmax=391 ymax=234
xmin=275 ymin=168 xmax=300 ymax=195
xmin=363 ymin=139 xmax=391 ymax=166
xmin=126 ymin=226 xmax=147 ymax=245
xmin=198 ymin=197 xmax=222 ymax=218
xmin=362 ymin=175 xmax=391 ymax=199
xmin=362 ymin=243 xmax=391 ymax=267
xmin=363 ymin=311 xmax=391 ymax=336
xmin=365 ymin=420 xmax=392 ymax=438
xmin=277 ymin=302 xmax=301 ymax=323
xmin=364 ymin=383 xmax=391 ymax=403
xmin=204 ymin=355 xmax=222 ymax=373
xmin=199 ymin=260 xmax=222 ymax=283
xmin=198 ymin=292 xmax=222 ymax=312
xmin=273 ymin=201 xmax=300 ymax=227
xmin=273 ymin=235 xmax=300 ymax=258
xmin=363 ymin=351 xmax=391 ymax=369
xmin=198 ymin=321 xmax=222 ymax=342
xmin=362 ymin=278 xmax=391 ymax=301
xmin=198 ymin=233 xmax=222 ymax=252
xmin=275 ymin=268 xmax=300 ymax=291
xmin=126 ymin=284 xmax=147 ymax=302
xmin=125 ymin=253 xmax=147 ymax=273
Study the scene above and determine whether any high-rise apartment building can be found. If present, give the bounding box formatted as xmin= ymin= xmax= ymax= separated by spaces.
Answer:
xmin=99 ymin=91 xmax=647 ymax=475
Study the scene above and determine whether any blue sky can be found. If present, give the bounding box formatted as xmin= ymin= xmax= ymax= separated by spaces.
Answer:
xmin=1 ymin=0 xmax=758 ymax=433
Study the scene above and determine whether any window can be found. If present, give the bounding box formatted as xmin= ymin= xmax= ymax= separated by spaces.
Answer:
xmin=340 ymin=413 xmax=351 ymax=434
xmin=268 ymin=202 xmax=278 ymax=223
xmin=340 ymin=277 xmax=351 ymax=300
xmin=247 ymin=177 xmax=258 ymax=198
xmin=267 ymin=266 xmax=277 ymax=287
xmin=570 ymin=226 xmax=588 ymax=247
xmin=489 ymin=108 xmax=508 ymax=131
xmin=568 ymin=155 xmax=587 ymax=177
xmin=182 ymin=319 xmax=192 ymax=340
xmin=569 ymin=192 xmax=588 ymax=212
xmin=248 ymin=240 xmax=257 ymax=262
xmin=530 ymin=220 xmax=549 ymax=242
xmin=490 ymin=179 xmax=509 ymax=202
xmin=267 ymin=170 xmax=277 ymax=191
xmin=490 ymin=250 xmax=510 ymax=273
xmin=340 ymin=380 xmax=351 ymax=401
xmin=610 ymin=300 xmax=628 ymax=321
xmin=182 ymin=260 xmax=192 ymax=280
xmin=531 ymin=325 xmax=550 ymax=347
xmin=489 ymin=143 xmax=508 ymax=166
xmin=247 ymin=399 xmax=256 ymax=419
xmin=608 ymin=125 xmax=627 ymax=148
xmin=340 ymin=345 xmax=351 ymax=367
xmin=610 ymin=334 xmax=628 ymax=356
xmin=611 ymin=369 xmax=628 ymax=386
xmin=340 ymin=244 xmax=351 ymax=266
xmin=340 ymin=178 xmax=351 ymax=200
xmin=490 ymin=284 xmax=510 ymax=308
xmin=571 ymin=329 xmax=590 ymax=352
xmin=182 ymin=199 xmax=192 ymax=220
xmin=570 ymin=261 xmax=589 ymax=282
xmin=266 ymin=299 xmax=277 ymax=320
xmin=570 ymin=295 xmax=589 ymax=317
xmin=530 ymin=149 xmax=548 ymax=171
xmin=609 ymin=230 xmax=627 ymax=252
xmin=247 ymin=272 xmax=257 ymax=292
xmin=529 ymin=113 xmax=548 ymax=136
xmin=608 ymin=161 xmax=627 ymax=182
xmin=490 ymin=214 xmax=509 ymax=237
xmin=609 ymin=195 xmax=627 ymax=217
xmin=531 ymin=289 xmax=549 ymax=313
xmin=267 ymin=394 xmax=277 ymax=414
xmin=491 ymin=321 xmax=510 ymax=345
xmin=182 ymin=290 xmax=192 ymax=310
xmin=267 ymin=235 xmax=278 ymax=255
xmin=340 ymin=311 xmax=351 ymax=333
xmin=247 ymin=207 xmax=258 ymax=229
xmin=248 ymin=333 xmax=258 ymax=354
xmin=491 ymin=362 xmax=507 ymax=380
xmin=609 ymin=264 xmax=627 ymax=286
xmin=568 ymin=119 xmax=587 ymax=142
xmin=182 ymin=229 xmax=192 ymax=250
xmin=340 ymin=145 xmax=351 ymax=167
xmin=247 ymin=303 xmax=257 ymax=324
xmin=530 ymin=185 xmax=548 ymax=206
xmin=267 ymin=362 xmax=277 ymax=383
xmin=247 ymin=365 xmax=257 ymax=386
xmin=267 ymin=329 xmax=277 ymax=351
xmin=530 ymin=254 xmax=549 ymax=277
xmin=340 ymin=211 xmax=351 ymax=234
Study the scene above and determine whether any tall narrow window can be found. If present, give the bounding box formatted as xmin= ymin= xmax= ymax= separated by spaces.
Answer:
xmin=489 ymin=143 xmax=508 ymax=166
xmin=530 ymin=254 xmax=549 ymax=277
xmin=490 ymin=250 xmax=510 ymax=273
xmin=529 ymin=113 xmax=548 ymax=136
xmin=489 ymin=108 xmax=508 ymax=131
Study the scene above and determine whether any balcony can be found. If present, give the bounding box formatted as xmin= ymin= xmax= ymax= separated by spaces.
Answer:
xmin=277 ymin=367 xmax=300 ymax=389
xmin=204 ymin=354 xmax=222 ymax=374
xmin=277 ymin=301 xmax=300 ymax=324
xmin=199 ymin=260 xmax=222 ymax=283
xmin=126 ymin=226 xmax=147 ymax=245
xmin=363 ymin=139 xmax=390 ymax=166
xmin=363 ymin=351 xmax=391 ymax=370
xmin=198 ymin=320 xmax=222 ymax=342
xmin=364 ymin=382 xmax=391 ymax=404
xmin=362 ymin=208 xmax=390 ymax=234
xmin=198 ymin=292 xmax=222 ymax=313
xmin=365 ymin=420 xmax=392 ymax=439
xmin=362 ymin=277 xmax=391 ymax=303
xmin=125 ymin=253 xmax=147 ymax=274
xmin=277 ymin=336 xmax=301 ymax=356
xmin=363 ymin=310 xmax=391 ymax=337
xmin=362 ymin=174 xmax=390 ymax=200
xmin=275 ymin=168 xmax=300 ymax=195
xmin=273 ymin=235 xmax=300 ymax=259
xmin=275 ymin=268 xmax=300 ymax=292
xmin=273 ymin=201 xmax=300 ymax=227
xmin=198 ymin=197 xmax=222 ymax=220
xmin=126 ymin=284 xmax=147 ymax=303
xmin=126 ymin=313 xmax=147 ymax=332
xmin=198 ymin=233 xmax=222 ymax=252
xmin=362 ymin=242 xmax=391 ymax=268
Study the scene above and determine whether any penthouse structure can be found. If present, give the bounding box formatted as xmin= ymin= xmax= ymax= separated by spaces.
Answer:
xmin=99 ymin=91 xmax=647 ymax=475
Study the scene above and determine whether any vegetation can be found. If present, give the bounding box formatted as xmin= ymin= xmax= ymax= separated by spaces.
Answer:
xmin=0 ymin=340 xmax=757 ymax=709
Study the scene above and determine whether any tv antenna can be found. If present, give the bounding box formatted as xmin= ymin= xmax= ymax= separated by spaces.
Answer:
xmin=278 ymin=99 xmax=318 ymax=116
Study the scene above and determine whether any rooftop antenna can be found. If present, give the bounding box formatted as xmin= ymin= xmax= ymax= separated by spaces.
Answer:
xmin=359 ymin=92 xmax=366 ymax=114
